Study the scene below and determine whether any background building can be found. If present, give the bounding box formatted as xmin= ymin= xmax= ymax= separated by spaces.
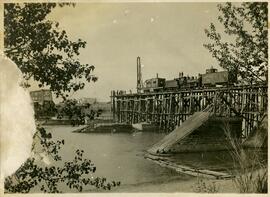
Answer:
xmin=30 ymin=89 xmax=55 ymax=119
xmin=30 ymin=89 xmax=53 ymax=105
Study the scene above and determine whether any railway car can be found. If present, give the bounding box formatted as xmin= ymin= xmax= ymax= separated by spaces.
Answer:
xmin=164 ymin=79 xmax=178 ymax=91
xmin=141 ymin=67 xmax=236 ymax=93
xmin=182 ymin=76 xmax=201 ymax=89
xmin=201 ymin=67 xmax=236 ymax=87
xmin=202 ymin=71 xmax=228 ymax=86
xmin=143 ymin=77 xmax=166 ymax=92
xmin=175 ymin=76 xmax=187 ymax=89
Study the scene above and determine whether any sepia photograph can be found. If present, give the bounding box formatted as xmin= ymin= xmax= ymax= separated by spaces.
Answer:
xmin=0 ymin=0 xmax=268 ymax=194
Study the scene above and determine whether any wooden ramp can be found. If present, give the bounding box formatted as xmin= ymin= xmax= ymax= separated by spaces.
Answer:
xmin=148 ymin=110 xmax=212 ymax=154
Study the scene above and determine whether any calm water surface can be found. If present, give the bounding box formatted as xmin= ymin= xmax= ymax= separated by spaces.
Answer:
xmin=44 ymin=125 xmax=193 ymax=192
xmin=42 ymin=125 xmax=267 ymax=192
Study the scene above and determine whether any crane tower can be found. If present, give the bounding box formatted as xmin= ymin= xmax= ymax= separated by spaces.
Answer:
xmin=137 ymin=57 xmax=143 ymax=93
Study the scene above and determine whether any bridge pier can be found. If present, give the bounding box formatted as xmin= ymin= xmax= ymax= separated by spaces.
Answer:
xmin=168 ymin=117 xmax=243 ymax=153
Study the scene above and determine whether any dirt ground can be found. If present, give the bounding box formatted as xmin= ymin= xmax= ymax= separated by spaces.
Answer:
xmin=111 ymin=176 xmax=237 ymax=193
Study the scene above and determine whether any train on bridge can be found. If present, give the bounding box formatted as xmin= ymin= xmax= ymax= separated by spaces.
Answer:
xmin=136 ymin=56 xmax=238 ymax=93
xmin=142 ymin=67 xmax=237 ymax=93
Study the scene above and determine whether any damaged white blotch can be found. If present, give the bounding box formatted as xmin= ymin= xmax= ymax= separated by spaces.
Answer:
xmin=31 ymin=131 xmax=52 ymax=166
xmin=0 ymin=56 xmax=36 ymax=178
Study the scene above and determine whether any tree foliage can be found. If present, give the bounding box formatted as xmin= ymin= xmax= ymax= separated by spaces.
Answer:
xmin=204 ymin=2 xmax=268 ymax=84
xmin=33 ymin=101 xmax=57 ymax=119
xmin=4 ymin=3 xmax=97 ymax=98
xmin=4 ymin=127 xmax=120 ymax=193
xmin=56 ymin=99 xmax=92 ymax=126
xmin=57 ymin=99 xmax=85 ymax=125
xmin=3 ymin=3 xmax=119 ymax=193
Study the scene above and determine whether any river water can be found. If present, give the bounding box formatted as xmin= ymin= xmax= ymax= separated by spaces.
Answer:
xmin=40 ymin=125 xmax=267 ymax=193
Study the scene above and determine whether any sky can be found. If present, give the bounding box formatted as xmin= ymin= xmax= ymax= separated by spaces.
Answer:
xmin=32 ymin=2 xmax=226 ymax=102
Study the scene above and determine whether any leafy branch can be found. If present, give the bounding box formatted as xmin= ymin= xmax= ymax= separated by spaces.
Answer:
xmin=4 ymin=127 xmax=120 ymax=193
xmin=4 ymin=3 xmax=98 ymax=99
xmin=204 ymin=2 xmax=268 ymax=84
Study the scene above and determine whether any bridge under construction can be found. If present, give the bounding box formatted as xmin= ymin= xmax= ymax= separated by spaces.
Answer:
xmin=111 ymin=85 xmax=267 ymax=139
xmin=111 ymin=57 xmax=267 ymax=156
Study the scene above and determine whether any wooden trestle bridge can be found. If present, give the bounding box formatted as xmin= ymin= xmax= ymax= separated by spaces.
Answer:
xmin=111 ymin=85 xmax=268 ymax=138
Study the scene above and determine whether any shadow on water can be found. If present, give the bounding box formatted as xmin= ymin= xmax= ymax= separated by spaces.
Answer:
xmin=164 ymin=149 xmax=267 ymax=173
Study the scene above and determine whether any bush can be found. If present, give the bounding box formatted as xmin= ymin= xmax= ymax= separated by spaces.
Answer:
xmin=223 ymin=122 xmax=267 ymax=193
